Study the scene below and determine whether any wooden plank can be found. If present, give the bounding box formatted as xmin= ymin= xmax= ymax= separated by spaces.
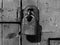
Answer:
xmin=22 ymin=0 xmax=39 ymax=45
xmin=3 ymin=24 xmax=19 ymax=45
xmin=2 ymin=0 xmax=20 ymax=22
xmin=22 ymin=0 xmax=38 ymax=9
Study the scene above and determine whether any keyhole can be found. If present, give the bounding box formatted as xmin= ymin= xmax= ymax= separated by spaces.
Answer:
xmin=26 ymin=15 xmax=33 ymax=22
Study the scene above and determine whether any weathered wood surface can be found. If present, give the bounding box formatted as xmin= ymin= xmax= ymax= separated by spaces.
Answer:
xmin=0 ymin=0 xmax=60 ymax=45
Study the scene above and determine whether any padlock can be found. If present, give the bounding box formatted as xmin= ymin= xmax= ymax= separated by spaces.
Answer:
xmin=22 ymin=5 xmax=42 ymax=43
